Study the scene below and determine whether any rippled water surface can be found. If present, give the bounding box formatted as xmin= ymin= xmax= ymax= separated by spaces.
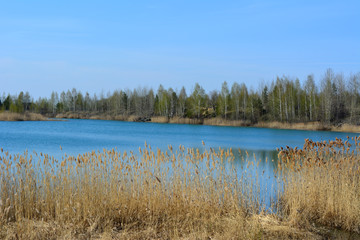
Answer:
xmin=1 ymin=119 xmax=357 ymax=157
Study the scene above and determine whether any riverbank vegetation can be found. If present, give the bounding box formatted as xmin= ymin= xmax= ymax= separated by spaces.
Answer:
xmin=1 ymin=69 xmax=360 ymax=129
xmin=0 ymin=112 xmax=46 ymax=121
xmin=0 ymin=137 xmax=359 ymax=239
xmin=278 ymin=137 xmax=360 ymax=234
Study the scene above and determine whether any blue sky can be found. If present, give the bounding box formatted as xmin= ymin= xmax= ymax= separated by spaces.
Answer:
xmin=1 ymin=0 xmax=359 ymax=98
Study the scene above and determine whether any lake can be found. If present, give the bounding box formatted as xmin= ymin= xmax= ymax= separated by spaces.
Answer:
xmin=1 ymin=119 xmax=357 ymax=157
xmin=1 ymin=119 xmax=358 ymax=208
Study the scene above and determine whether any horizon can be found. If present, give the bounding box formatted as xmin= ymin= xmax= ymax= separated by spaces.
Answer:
xmin=1 ymin=0 xmax=359 ymax=99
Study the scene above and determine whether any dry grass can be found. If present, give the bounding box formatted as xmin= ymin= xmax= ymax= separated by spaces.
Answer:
xmin=150 ymin=116 xmax=169 ymax=123
xmin=0 ymin=112 xmax=47 ymax=121
xmin=56 ymin=112 xmax=134 ymax=121
xmin=0 ymin=143 xmax=328 ymax=239
xmin=278 ymin=136 xmax=360 ymax=233
xmin=331 ymin=124 xmax=360 ymax=133
xmin=203 ymin=117 xmax=250 ymax=127
xmin=0 ymin=145 xmax=270 ymax=239
xmin=150 ymin=116 xmax=204 ymax=125
xmin=56 ymin=112 xmax=82 ymax=119
xmin=56 ymin=112 xmax=112 ymax=120
xmin=169 ymin=117 xmax=203 ymax=125
xmin=2 ymin=137 xmax=359 ymax=239
xmin=151 ymin=117 xmax=250 ymax=126
xmin=255 ymin=121 xmax=331 ymax=131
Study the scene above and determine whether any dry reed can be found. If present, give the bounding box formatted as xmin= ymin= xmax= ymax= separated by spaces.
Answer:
xmin=255 ymin=121 xmax=331 ymax=132
xmin=0 ymin=145 xmax=276 ymax=239
xmin=150 ymin=116 xmax=169 ymax=123
xmin=1 ymin=137 xmax=359 ymax=239
xmin=0 ymin=112 xmax=46 ymax=121
xmin=331 ymin=124 xmax=360 ymax=133
xmin=203 ymin=118 xmax=250 ymax=127
xmin=278 ymin=136 xmax=360 ymax=233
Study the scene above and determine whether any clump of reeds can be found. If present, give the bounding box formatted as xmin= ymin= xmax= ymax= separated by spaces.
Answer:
xmin=255 ymin=121 xmax=330 ymax=131
xmin=0 ymin=112 xmax=46 ymax=121
xmin=150 ymin=116 xmax=169 ymax=123
xmin=0 ymin=144 xmax=274 ymax=239
xmin=203 ymin=118 xmax=250 ymax=127
xmin=168 ymin=117 xmax=203 ymax=125
xmin=331 ymin=124 xmax=360 ymax=133
xmin=278 ymin=136 xmax=360 ymax=233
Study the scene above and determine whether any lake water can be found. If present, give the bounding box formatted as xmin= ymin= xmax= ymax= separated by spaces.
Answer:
xmin=1 ymin=119 xmax=359 ymax=207
xmin=1 ymin=119 xmax=358 ymax=157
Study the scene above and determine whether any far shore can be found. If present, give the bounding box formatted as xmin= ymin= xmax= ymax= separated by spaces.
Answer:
xmin=54 ymin=112 xmax=360 ymax=133
xmin=2 ymin=111 xmax=360 ymax=133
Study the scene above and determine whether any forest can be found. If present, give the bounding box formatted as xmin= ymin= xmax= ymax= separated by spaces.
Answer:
xmin=1 ymin=69 xmax=360 ymax=125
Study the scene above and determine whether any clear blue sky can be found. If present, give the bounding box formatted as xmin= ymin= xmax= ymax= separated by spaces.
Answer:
xmin=1 ymin=0 xmax=359 ymax=98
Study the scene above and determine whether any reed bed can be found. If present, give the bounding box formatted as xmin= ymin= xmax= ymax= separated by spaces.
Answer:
xmin=1 ymin=137 xmax=359 ymax=239
xmin=0 ymin=112 xmax=46 ymax=121
xmin=255 ymin=121 xmax=331 ymax=131
xmin=278 ymin=136 xmax=360 ymax=233
xmin=203 ymin=118 xmax=250 ymax=127
xmin=0 ymin=144 xmax=281 ymax=239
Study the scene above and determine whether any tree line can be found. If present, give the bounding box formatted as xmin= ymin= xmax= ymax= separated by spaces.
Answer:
xmin=1 ymin=69 xmax=360 ymax=125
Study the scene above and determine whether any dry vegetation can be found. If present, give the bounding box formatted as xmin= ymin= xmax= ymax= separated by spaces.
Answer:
xmin=330 ymin=124 xmax=360 ymax=133
xmin=150 ymin=116 xmax=249 ymax=126
xmin=1 ymin=137 xmax=360 ymax=239
xmin=0 ymin=112 xmax=47 ymax=121
xmin=254 ymin=121 xmax=331 ymax=131
xmin=0 ymin=144 xmax=282 ymax=239
xmin=277 ymin=137 xmax=360 ymax=234
xmin=51 ymin=110 xmax=360 ymax=133
xmin=56 ymin=112 xmax=360 ymax=133
xmin=203 ymin=118 xmax=250 ymax=127
xmin=151 ymin=116 xmax=204 ymax=125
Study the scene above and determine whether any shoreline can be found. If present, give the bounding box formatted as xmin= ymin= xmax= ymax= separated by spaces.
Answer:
xmin=2 ymin=111 xmax=360 ymax=133
xmin=55 ymin=112 xmax=360 ymax=133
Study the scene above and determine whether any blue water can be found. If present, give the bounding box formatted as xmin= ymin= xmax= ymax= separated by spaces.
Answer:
xmin=1 ymin=119 xmax=358 ymax=158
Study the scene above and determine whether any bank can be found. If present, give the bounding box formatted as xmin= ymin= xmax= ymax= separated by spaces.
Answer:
xmin=2 ymin=111 xmax=360 ymax=133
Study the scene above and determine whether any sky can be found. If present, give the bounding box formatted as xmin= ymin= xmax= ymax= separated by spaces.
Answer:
xmin=0 ymin=0 xmax=359 ymax=99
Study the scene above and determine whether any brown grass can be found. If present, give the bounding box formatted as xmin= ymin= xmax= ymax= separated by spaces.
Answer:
xmin=2 ymin=109 xmax=360 ymax=238
xmin=150 ymin=117 xmax=204 ymax=125
xmin=331 ymin=123 xmax=360 ymax=133
xmin=255 ymin=121 xmax=331 ymax=131
xmin=151 ymin=117 xmax=251 ymax=126
xmin=0 ymin=112 xmax=47 ymax=121
xmin=278 ymin=136 xmax=360 ymax=233
xmin=170 ymin=117 xmax=205 ymax=125
xmin=149 ymin=116 xmax=169 ymax=123
xmin=0 ymin=145 xmax=257 ymax=239
xmin=0 ymin=142 xmax=332 ymax=239
xmin=203 ymin=117 xmax=250 ymax=127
